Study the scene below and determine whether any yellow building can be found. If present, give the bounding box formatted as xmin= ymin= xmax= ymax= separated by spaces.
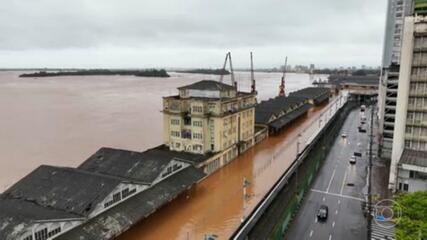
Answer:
xmin=163 ymin=80 xmax=257 ymax=174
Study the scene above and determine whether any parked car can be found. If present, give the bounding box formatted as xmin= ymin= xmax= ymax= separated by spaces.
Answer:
xmin=317 ymin=205 xmax=329 ymax=221
xmin=361 ymin=105 xmax=366 ymax=112
xmin=349 ymin=156 xmax=356 ymax=165
xmin=341 ymin=133 xmax=347 ymax=138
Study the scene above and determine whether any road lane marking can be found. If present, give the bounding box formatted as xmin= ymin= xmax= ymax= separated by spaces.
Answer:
xmin=315 ymin=217 xmax=318 ymax=223
xmin=310 ymin=189 xmax=365 ymax=202
xmin=329 ymin=234 xmax=332 ymax=240
xmin=323 ymin=197 xmax=326 ymax=202
xmin=340 ymin=170 xmax=348 ymax=195
xmin=335 ymin=209 xmax=338 ymax=215
xmin=309 ymin=230 xmax=313 ymax=238
xmin=338 ymin=200 xmax=341 ymax=205
xmin=332 ymin=221 xmax=335 ymax=228
xmin=326 ymin=168 xmax=336 ymax=193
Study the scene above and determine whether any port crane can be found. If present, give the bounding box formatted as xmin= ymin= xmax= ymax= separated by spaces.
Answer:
xmin=219 ymin=52 xmax=236 ymax=88
xmin=279 ymin=57 xmax=288 ymax=96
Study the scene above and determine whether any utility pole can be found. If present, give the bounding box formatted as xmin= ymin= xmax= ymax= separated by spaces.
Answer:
xmin=367 ymin=101 xmax=375 ymax=240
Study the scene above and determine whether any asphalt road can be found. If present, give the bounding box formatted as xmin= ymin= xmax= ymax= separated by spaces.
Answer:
xmin=286 ymin=107 xmax=370 ymax=240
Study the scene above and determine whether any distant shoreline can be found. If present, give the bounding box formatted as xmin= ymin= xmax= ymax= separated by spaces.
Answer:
xmin=175 ymin=69 xmax=230 ymax=75
xmin=19 ymin=69 xmax=170 ymax=78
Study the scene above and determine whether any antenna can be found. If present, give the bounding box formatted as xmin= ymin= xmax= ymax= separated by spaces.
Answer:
xmin=250 ymin=52 xmax=256 ymax=93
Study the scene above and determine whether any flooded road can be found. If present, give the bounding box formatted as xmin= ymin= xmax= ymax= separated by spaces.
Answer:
xmin=117 ymin=95 xmax=344 ymax=240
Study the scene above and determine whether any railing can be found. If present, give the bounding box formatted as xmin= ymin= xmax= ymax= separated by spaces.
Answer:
xmin=231 ymin=93 xmax=348 ymax=239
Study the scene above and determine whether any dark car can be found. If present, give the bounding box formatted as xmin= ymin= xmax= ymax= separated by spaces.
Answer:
xmin=317 ymin=205 xmax=329 ymax=221
xmin=349 ymin=156 xmax=356 ymax=165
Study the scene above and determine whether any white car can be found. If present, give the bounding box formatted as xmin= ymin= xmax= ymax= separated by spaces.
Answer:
xmin=349 ymin=156 xmax=356 ymax=164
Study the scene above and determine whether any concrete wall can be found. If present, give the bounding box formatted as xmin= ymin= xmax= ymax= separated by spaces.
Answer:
xmin=390 ymin=16 xmax=414 ymax=189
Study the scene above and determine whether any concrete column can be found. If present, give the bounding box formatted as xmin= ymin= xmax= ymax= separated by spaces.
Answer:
xmin=390 ymin=16 xmax=414 ymax=190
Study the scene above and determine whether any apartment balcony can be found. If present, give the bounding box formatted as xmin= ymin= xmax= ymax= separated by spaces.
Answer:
xmin=409 ymin=91 xmax=427 ymax=97
xmin=405 ymin=135 xmax=427 ymax=142
xmin=408 ymin=105 xmax=427 ymax=112
xmin=411 ymin=75 xmax=427 ymax=82
xmin=383 ymin=129 xmax=395 ymax=135
xmin=407 ymin=120 xmax=427 ymax=128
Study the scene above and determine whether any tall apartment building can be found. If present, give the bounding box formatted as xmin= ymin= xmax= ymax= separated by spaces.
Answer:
xmin=379 ymin=0 xmax=413 ymax=159
xmin=389 ymin=1 xmax=427 ymax=191
xmin=162 ymin=80 xmax=257 ymax=173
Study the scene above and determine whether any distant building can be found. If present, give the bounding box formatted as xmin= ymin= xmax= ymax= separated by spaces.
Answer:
xmin=162 ymin=80 xmax=257 ymax=174
xmin=389 ymin=9 xmax=427 ymax=192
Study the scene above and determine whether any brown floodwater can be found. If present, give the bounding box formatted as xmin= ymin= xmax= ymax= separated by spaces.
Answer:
xmin=0 ymin=70 xmax=329 ymax=239
xmin=117 ymin=95 xmax=341 ymax=240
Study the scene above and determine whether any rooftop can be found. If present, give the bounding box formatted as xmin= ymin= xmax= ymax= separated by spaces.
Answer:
xmin=400 ymin=149 xmax=427 ymax=168
xmin=255 ymin=96 xmax=307 ymax=125
xmin=328 ymin=75 xmax=379 ymax=86
xmin=177 ymin=80 xmax=236 ymax=91
xmin=79 ymin=145 xmax=212 ymax=183
xmin=55 ymin=166 xmax=205 ymax=240
xmin=0 ymin=197 xmax=83 ymax=240
xmin=2 ymin=165 xmax=125 ymax=216
xmin=79 ymin=147 xmax=172 ymax=184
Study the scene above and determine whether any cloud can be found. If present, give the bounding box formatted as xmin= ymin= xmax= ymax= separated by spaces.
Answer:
xmin=0 ymin=0 xmax=387 ymax=68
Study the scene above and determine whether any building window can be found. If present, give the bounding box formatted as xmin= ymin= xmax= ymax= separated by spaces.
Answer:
xmin=192 ymin=106 xmax=203 ymax=113
xmin=192 ymin=144 xmax=203 ymax=152
xmin=175 ymin=142 xmax=181 ymax=148
xmin=34 ymin=228 xmax=48 ymax=240
xmin=409 ymin=171 xmax=415 ymax=178
xmin=104 ymin=191 xmax=122 ymax=208
xmin=171 ymin=119 xmax=180 ymax=125
xmin=48 ymin=227 xmax=61 ymax=238
xmin=193 ymin=133 xmax=203 ymax=139
xmin=193 ymin=120 xmax=203 ymax=127
xmin=23 ymin=235 xmax=33 ymax=240
xmin=171 ymin=131 xmax=180 ymax=137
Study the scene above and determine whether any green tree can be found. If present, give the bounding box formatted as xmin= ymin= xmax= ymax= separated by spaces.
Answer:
xmin=394 ymin=191 xmax=427 ymax=240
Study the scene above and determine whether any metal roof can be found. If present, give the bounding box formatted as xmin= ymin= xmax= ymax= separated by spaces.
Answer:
xmin=2 ymin=165 xmax=124 ymax=217
xmin=79 ymin=145 xmax=211 ymax=184
xmin=399 ymin=149 xmax=427 ymax=168
xmin=55 ymin=166 xmax=205 ymax=240
xmin=255 ymin=96 xmax=307 ymax=125
xmin=0 ymin=198 xmax=83 ymax=240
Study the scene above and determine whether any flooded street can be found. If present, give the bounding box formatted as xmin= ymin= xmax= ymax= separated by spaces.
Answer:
xmin=117 ymin=96 xmax=341 ymax=240
xmin=0 ymin=70 xmax=329 ymax=239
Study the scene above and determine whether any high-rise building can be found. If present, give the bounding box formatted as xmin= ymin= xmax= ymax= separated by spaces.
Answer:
xmin=388 ymin=1 xmax=427 ymax=191
xmin=162 ymin=80 xmax=257 ymax=172
xmin=378 ymin=0 xmax=413 ymax=159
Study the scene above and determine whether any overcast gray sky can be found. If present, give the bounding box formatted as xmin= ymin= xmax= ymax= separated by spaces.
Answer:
xmin=0 ymin=0 xmax=387 ymax=69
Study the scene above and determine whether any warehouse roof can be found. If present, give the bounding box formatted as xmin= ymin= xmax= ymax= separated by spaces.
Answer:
xmin=288 ymin=87 xmax=330 ymax=99
xmin=2 ymin=165 xmax=125 ymax=217
xmin=79 ymin=145 xmax=211 ymax=183
xmin=0 ymin=197 xmax=83 ymax=240
xmin=255 ymin=96 xmax=307 ymax=125
xmin=328 ymin=75 xmax=379 ymax=86
xmin=55 ymin=166 xmax=205 ymax=240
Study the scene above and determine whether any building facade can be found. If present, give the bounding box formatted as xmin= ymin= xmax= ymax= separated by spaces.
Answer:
xmin=163 ymin=80 xmax=257 ymax=174
xmin=379 ymin=0 xmax=414 ymax=159
xmin=389 ymin=4 xmax=427 ymax=191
